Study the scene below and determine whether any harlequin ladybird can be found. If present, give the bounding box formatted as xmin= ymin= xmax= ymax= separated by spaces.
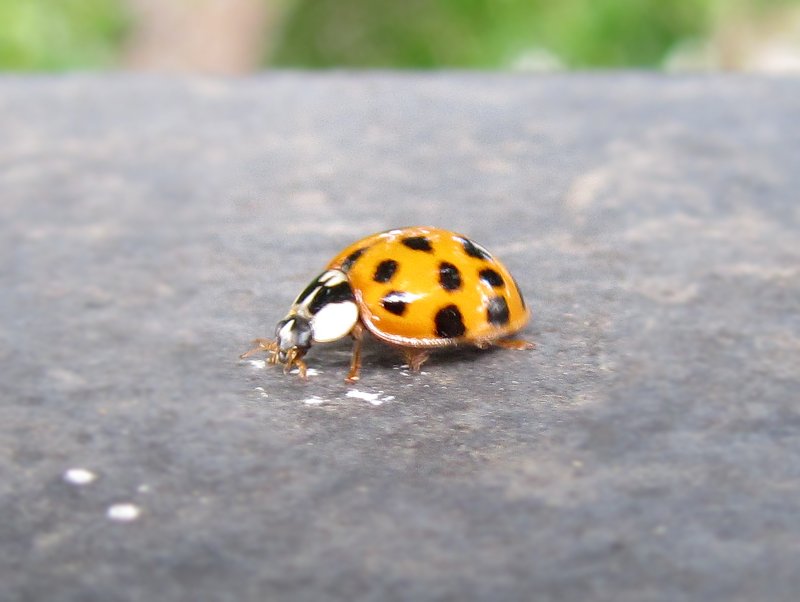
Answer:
xmin=241 ymin=226 xmax=534 ymax=382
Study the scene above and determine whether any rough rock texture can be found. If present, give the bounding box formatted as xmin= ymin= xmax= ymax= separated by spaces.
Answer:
xmin=1 ymin=73 xmax=799 ymax=602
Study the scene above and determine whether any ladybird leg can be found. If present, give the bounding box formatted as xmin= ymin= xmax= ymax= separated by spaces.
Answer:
xmin=291 ymin=357 xmax=309 ymax=380
xmin=345 ymin=322 xmax=365 ymax=384
xmin=240 ymin=338 xmax=277 ymax=359
xmin=280 ymin=348 xmax=308 ymax=380
xmin=402 ymin=348 xmax=430 ymax=372
xmin=493 ymin=338 xmax=536 ymax=351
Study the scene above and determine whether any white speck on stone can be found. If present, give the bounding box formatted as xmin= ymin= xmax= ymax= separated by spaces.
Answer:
xmin=303 ymin=395 xmax=328 ymax=405
xmin=247 ymin=359 xmax=266 ymax=369
xmin=346 ymin=389 xmax=395 ymax=406
xmin=137 ymin=484 xmax=151 ymax=493
xmin=107 ymin=503 xmax=141 ymax=522
xmin=346 ymin=389 xmax=381 ymax=402
xmin=290 ymin=367 xmax=320 ymax=376
xmin=254 ymin=386 xmax=269 ymax=398
xmin=64 ymin=468 xmax=96 ymax=485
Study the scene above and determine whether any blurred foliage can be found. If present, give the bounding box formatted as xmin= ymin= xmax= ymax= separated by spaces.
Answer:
xmin=271 ymin=0 xmax=799 ymax=68
xmin=0 ymin=0 xmax=797 ymax=70
xmin=271 ymin=0 xmax=711 ymax=68
xmin=0 ymin=0 xmax=127 ymax=70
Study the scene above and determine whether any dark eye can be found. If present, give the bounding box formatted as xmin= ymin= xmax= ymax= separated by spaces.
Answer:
xmin=295 ymin=318 xmax=312 ymax=338
xmin=295 ymin=321 xmax=313 ymax=348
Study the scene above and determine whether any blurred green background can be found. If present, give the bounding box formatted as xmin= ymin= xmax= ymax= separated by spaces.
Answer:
xmin=1 ymin=0 xmax=799 ymax=72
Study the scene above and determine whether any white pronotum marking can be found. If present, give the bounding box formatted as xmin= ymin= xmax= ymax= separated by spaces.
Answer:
xmin=318 ymin=270 xmax=347 ymax=286
xmin=311 ymin=301 xmax=358 ymax=342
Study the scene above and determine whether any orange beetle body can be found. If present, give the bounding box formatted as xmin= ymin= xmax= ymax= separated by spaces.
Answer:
xmin=242 ymin=227 xmax=534 ymax=382
xmin=327 ymin=227 xmax=530 ymax=348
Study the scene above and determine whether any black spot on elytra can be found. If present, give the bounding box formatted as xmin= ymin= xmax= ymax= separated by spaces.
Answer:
xmin=373 ymin=259 xmax=398 ymax=283
xmin=341 ymin=247 xmax=367 ymax=272
xmin=486 ymin=295 xmax=510 ymax=326
xmin=434 ymin=304 xmax=466 ymax=338
xmin=402 ymin=236 xmax=433 ymax=252
xmin=479 ymin=268 xmax=504 ymax=288
xmin=308 ymin=282 xmax=355 ymax=315
xmin=438 ymin=262 xmax=462 ymax=291
xmin=381 ymin=291 xmax=409 ymax=316
xmin=460 ymin=237 xmax=492 ymax=261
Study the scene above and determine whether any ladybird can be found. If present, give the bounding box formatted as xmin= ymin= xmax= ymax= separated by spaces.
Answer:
xmin=241 ymin=226 xmax=534 ymax=382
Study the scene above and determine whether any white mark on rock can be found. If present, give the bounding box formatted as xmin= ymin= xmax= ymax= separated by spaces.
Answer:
xmin=247 ymin=359 xmax=266 ymax=369
xmin=254 ymin=386 xmax=268 ymax=398
xmin=63 ymin=468 xmax=96 ymax=485
xmin=346 ymin=389 xmax=380 ymax=403
xmin=290 ymin=367 xmax=320 ymax=376
xmin=107 ymin=503 xmax=141 ymax=522
xmin=303 ymin=395 xmax=328 ymax=405
xmin=346 ymin=389 xmax=395 ymax=406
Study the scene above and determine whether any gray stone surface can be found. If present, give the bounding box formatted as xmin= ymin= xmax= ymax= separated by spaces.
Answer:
xmin=1 ymin=73 xmax=799 ymax=602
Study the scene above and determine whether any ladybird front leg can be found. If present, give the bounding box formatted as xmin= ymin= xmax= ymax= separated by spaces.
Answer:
xmin=240 ymin=338 xmax=278 ymax=359
xmin=345 ymin=322 xmax=365 ymax=383
xmin=283 ymin=348 xmax=309 ymax=380
xmin=493 ymin=338 xmax=536 ymax=351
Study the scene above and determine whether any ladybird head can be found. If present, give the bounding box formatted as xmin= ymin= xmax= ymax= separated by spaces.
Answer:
xmin=262 ymin=270 xmax=360 ymax=375
xmin=274 ymin=315 xmax=313 ymax=365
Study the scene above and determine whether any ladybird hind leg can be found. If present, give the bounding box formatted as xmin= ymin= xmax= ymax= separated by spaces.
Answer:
xmin=345 ymin=322 xmax=365 ymax=384
xmin=402 ymin=348 xmax=430 ymax=372
xmin=493 ymin=338 xmax=536 ymax=351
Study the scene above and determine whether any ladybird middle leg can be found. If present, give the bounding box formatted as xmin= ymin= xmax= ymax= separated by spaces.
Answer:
xmin=345 ymin=322 xmax=365 ymax=384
